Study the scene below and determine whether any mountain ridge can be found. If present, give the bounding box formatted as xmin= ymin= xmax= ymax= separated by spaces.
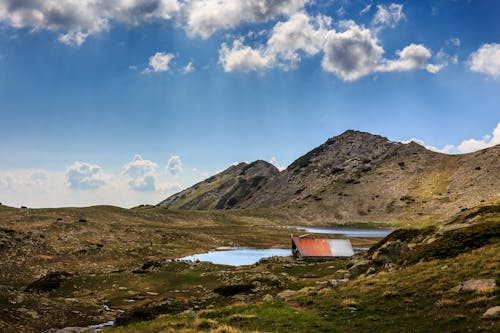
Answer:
xmin=159 ymin=130 xmax=500 ymax=223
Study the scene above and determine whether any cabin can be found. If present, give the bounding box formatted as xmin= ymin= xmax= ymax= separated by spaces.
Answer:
xmin=291 ymin=235 xmax=354 ymax=260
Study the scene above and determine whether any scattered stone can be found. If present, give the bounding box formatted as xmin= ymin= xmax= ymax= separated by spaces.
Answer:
xmin=348 ymin=259 xmax=371 ymax=277
xmin=263 ymin=294 xmax=274 ymax=302
xmin=482 ymin=306 xmax=500 ymax=319
xmin=315 ymin=281 xmax=329 ymax=289
xmin=462 ymin=279 xmax=496 ymax=292
xmin=276 ymin=290 xmax=297 ymax=301
xmin=329 ymin=279 xmax=339 ymax=288
xmin=366 ymin=267 xmax=376 ymax=275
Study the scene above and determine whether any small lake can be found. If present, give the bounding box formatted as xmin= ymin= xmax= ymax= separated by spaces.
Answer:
xmin=179 ymin=247 xmax=290 ymax=266
xmin=292 ymin=226 xmax=391 ymax=238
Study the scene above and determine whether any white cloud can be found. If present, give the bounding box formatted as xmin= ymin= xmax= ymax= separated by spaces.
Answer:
xmin=143 ymin=52 xmax=175 ymax=73
xmin=219 ymin=39 xmax=274 ymax=72
xmin=267 ymin=12 xmax=330 ymax=66
xmin=269 ymin=156 xmax=286 ymax=171
xmin=456 ymin=122 xmax=500 ymax=153
xmin=181 ymin=0 xmax=308 ymax=39
xmin=372 ymin=3 xmax=405 ymax=28
xmin=183 ymin=61 xmax=195 ymax=73
xmin=221 ymin=15 xmax=440 ymax=80
xmin=66 ymin=161 xmax=109 ymax=190
xmin=0 ymin=170 xmax=49 ymax=192
xmin=0 ymin=0 xmax=180 ymax=46
xmin=166 ymin=155 xmax=183 ymax=176
xmin=219 ymin=12 xmax=331 ymax=72
xmin=378 ymin=43 xmax=443 ymax=74
xmin=122 ymin=154 xmax=158 ymax=191
xmin=360 ymin=4 xmax=372 ymax=15
xmin=469 ymin=43 xmax=500 ymax=77
xmin=321 ymin=22 xmax=384 ymax=81
xmin=403 ymin=122 xmax=500 ymax=154
xmin=446 ymin=38 xmax=461 ymax=47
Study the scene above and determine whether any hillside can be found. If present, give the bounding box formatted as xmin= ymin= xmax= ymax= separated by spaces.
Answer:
xmin=158 ymin=160 xmax=278 ymax=209
xmin=159 ymin=130 xmax=500 ymax=224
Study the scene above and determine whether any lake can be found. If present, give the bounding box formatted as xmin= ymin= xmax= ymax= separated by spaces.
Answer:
xmin=179 ymin=247 xmax=290 ymax=266
xmin=291 ymin=226 xmax=392 ymax=238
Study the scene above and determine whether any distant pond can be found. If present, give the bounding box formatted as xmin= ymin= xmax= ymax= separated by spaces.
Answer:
xmin=291 ymin=226 xmax=392 ymax=238
xmin=179 ymin=247 xmax=290 ymax=266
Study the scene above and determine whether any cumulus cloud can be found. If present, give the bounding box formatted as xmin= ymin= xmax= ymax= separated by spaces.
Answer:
xmin=456 ymin=122 xmax=500 ymax=153
xmin=66 ymin=161 xmax=109 ymax=190
xmin=220 ymin=12 xmax=330 ymax=72
xmin=122 ymin=155 xmax=158 ymax=191
xmin=181 ymin=0 xmax=308 ymax=39
xmin=322 ymin=22 xmax=383 ymax=81
xmin=372 ymin=3 xmax=405 ymax=29
xmin=0 ymin=0 xmax=180 ymax=46
xmin=143 ymin=52 xmax=175 ymax=73
xmin=220 ymin=13 xmax=440 ymax=80
xmin=267 ymin=12 xmax=330 ymax=65
xmin=166 ymin=155 xmax=183 ymax=176
xmin=0 ymin=170 xmax=49 ymax=192
xmin=379 ymin=44 xmax=443 ymax=74
xmin=403 ymin=122 xmax=500 ymax=154
xmin=469 ymin=43 xmax=500 ymax=77
xmin=219 ymin=39 xmax=274 ymax=72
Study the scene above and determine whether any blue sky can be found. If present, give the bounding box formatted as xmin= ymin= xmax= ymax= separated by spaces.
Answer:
xmin=0 ymin=0 xmax=499 ymax=208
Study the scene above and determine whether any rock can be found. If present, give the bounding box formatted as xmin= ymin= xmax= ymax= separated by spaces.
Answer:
xmin=482 ymin=306 xmax=500 ymax=319
xmin=348 ymin=259 xmax=371 ymax=277
xmin=437 ymin=223 xmax=471 ymax=235
xmin=276 ymin=290 xmax=297 ymax=301
xmin=25 ymin=271 xmax=72 ymax=292
xmin=461 ymin=279 xmax=496 ymax=292
xmin=371 ymin=240 xmax=409 ymax=265
xmin=315 ymin=281 xmax=329 ymax=289
xmin=140 ymin=261 xmax=162 ymax=271
xmin=366 ymin=267 xmax=376 ymax=275
xmin=263 ymin=294 xmax=274 ymax=302
xmin=329 ymin=279 xmax=338 ymax=288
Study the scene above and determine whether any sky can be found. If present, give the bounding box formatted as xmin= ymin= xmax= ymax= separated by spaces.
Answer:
xmin=0 ymin=0 xmax=499 ymax=208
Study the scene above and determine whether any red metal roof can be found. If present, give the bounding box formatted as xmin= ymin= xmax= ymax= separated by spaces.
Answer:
xmin=292 ymin=236 xmax=354 ymax=258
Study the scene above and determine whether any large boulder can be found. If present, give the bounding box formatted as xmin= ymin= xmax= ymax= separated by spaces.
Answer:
xmin=371 ymin=240 xmax=409 ymax=265
xmin=482 ymin=306 xmax=500 ymax=319
xmin=25 ymin=272 xmax=72 ymax=292
xmin=461 ymin=279 xmax=496 ymax=292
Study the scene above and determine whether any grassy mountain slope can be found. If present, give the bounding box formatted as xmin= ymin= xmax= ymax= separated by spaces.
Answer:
xmin=158 ymin=160 xmax=278 ymax=210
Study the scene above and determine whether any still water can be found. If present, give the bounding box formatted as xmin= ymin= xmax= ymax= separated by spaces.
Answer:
xmin=179 ymin=247 xmax=290 ymax=266
xmin=292 ymin=226 xmax=392 ymax=238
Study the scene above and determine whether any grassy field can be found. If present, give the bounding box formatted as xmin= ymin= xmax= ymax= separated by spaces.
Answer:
xmin=0 ymin=204 xmax=498 ymax=332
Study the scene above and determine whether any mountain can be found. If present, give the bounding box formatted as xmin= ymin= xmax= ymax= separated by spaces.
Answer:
xmin=158 ymin=160 xmax=279 ymax=209
xmin=159 ymin=130 xmax=500 ymax=223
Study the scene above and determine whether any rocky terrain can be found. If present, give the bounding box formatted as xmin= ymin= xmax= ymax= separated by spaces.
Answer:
xmin=160 ymin=130 xmax=500 ymax=225
xmin=0 ymin=202 xmax=498 ymax=332
xmin=106 ymin=203 xmax=500 ymax=332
